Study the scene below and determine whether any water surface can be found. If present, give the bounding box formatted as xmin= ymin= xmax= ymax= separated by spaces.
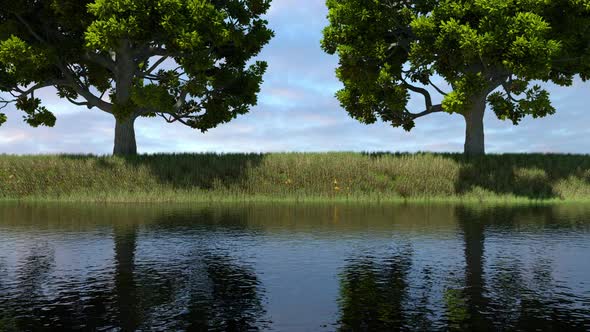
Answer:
xmin=0 ymin=203 xmax=589 ymax=331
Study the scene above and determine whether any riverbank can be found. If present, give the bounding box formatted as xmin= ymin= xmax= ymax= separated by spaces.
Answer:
xmin=1 ymin=152 xmax=590 ymax=203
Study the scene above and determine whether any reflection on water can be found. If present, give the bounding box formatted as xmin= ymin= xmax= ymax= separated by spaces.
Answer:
xmin=338 ymin=246 xmax=415 ymax=331
xmin=0 ymin=203 xmax=589 ymax=331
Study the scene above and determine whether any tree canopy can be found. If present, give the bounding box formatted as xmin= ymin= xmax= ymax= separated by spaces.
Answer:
xmin=322 ymin=0 xmax=590 ymax=155
xmin=0 ymin=0 xmax=273 ymax=155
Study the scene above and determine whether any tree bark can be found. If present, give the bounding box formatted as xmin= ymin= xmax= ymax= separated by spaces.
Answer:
xmin=113 ymin=115 xmax=137 ymax=156
xmin=112 ymin=40 xmax=138 ymax=156
xmin=462 ymin=95 xmax=487 ymax=156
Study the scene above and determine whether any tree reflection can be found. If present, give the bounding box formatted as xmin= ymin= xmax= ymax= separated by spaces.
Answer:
xmin=127 ymin=209 xmax=269 ymax=331
xmin=0 ymin=243 xmax=56 ymax=330
xmin=184 ymin=253 xmax=268 ymax=331
xmin=453 ymin=206 xmax=492 ymax=331
xmin=0 ymin=236 xmax=123 ymax=331
xmin=113 ymin=224 xmax=140 ymax=331
xmin=453 ymin=206 xmax=590 ymax=331
xmin=0 ymin=212 xmax=269 ymax=331
xmin=1 ymin=204 xmax=589 ymax=330
xmin=337 ymin=247 xmax=413 ymax=331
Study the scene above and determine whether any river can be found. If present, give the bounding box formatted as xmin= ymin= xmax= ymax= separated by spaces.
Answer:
xmin=0 ymin=203 xmax=589 ymax=331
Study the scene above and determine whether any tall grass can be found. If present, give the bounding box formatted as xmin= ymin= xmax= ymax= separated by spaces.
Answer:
xmin=1 ymin=152 xmax=590 ymax=202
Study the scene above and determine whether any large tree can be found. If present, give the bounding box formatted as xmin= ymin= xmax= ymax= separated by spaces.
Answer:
xmin=0 ymin=0 xmax=273 ymax=155
xmin=321 ymin=0 xmax=590 ymax=155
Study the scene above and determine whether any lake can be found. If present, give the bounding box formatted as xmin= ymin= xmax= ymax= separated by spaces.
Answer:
xmin=0 ymin=203 xmax=589 ymax=331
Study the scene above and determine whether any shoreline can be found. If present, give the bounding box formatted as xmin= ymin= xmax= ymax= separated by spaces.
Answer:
xmin=3 ymin=152 xmax=590 ymax=204
xmin=0 ymin=192 xmax=586 ymax=205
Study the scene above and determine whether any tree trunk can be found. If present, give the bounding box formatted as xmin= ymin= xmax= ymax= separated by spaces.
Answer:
xmin=462 ymin=96 xmax=487 ymax=156
xmin=113 ymin=116 xmax=137 ymax=156
xmin=113 ymin=40 xmax=138 ymax=156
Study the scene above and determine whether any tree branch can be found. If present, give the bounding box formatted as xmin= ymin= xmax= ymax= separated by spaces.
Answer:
xmin=65 ymin=96 xmax=91 ymax=107
xmin=137 ymin=88 xmax=206 ymax=124
xmin=0 ymin=98 xmax=17 ymax=110
xmin=9 ymin=80 xmax=67 ymax=96
xmin=143 ymin=56 xmax=169 ymax=76
xmin=57 ymin=63 xmax=114 ymax=113
xmin=14 ymin=14 xmax=47 ymax=44
xmin=501 ymin=80 xmax=523 ymax=103
xmin=83 ymin=52 xmax=116 ymax=72
xmin=157 ymin=112 xmax=193 ymax=126
xmin=138 ymin=45 xmax=169 ymax=58
xmin=401 ymin=77 xmax=434 ymax=110
xmin=408 ymin=104 xmax=444 ymax=119
xmin=427 ymin=78 xmax=448 ymax=96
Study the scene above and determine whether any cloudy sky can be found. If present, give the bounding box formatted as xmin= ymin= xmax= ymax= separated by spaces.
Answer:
xmin=1 ymin=0 xmax=589 ymax=155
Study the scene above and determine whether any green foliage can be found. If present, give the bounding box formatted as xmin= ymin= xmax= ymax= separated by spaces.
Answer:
xmin=488 ymin=84 xmax=555 ymax=124
xmin=15 ymin=96 xmax=56 ymax=127
xmin=0 ymin=0 xmax=273 ymax=143
xmin=132 ymin=84 xmax=177 ymax=115
xmin=0 ymin=35 xmax=50 ymax=86
xmin=322 ymin=0 xmax=416 ymax=127
xmin=542 ymin=0 xmax=590 ymax=82
xmin=321 ymin=0 xmax=587 ymax=132
xmin=111 ymin=99 xmax=139 ymax=122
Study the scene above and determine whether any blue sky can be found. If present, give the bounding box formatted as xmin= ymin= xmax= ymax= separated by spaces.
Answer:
xmin=1 ymin=0 xmax=589 ymax=155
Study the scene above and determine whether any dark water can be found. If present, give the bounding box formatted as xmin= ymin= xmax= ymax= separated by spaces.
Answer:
xmin=0 ymin=203 xmax=589 ymax=331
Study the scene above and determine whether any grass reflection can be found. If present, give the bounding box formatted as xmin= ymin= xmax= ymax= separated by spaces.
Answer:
xmin=0 ymin=203 xmax=588 ymax=330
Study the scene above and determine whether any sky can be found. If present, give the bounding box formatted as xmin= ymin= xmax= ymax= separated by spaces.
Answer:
xmin=1 ymin=0 xmax=590 ymax=155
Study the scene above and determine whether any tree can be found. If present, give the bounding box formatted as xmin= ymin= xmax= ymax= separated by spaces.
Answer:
xmin=544 ymin=0 xmax=590 ymax=80
xmin=0 ymin=0 xmax=273 ymax=155
xmin=321 ymin=0 xmax=590 ymax=155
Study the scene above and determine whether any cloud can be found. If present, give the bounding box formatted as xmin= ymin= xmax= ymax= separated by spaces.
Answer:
xmin=0 ymin=107 xmax=113 ymax=154
xmin=1 ymin=0 xmax=590 ymax=155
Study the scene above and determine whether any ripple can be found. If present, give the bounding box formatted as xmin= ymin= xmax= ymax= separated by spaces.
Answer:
xmin=0 ymin=203 xmax=589 ymax=330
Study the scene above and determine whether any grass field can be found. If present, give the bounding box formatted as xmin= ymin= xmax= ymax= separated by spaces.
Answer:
xmin=1 ymin=152 xmax=590 ymax=203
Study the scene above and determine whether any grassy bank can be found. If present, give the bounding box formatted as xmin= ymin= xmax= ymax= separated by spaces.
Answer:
xmin=1 ymin=152 xmax=590 ymax=203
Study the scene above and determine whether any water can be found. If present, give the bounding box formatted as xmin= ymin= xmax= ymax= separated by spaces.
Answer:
xmin=0 ymin=203 xmax=589 ymax=331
